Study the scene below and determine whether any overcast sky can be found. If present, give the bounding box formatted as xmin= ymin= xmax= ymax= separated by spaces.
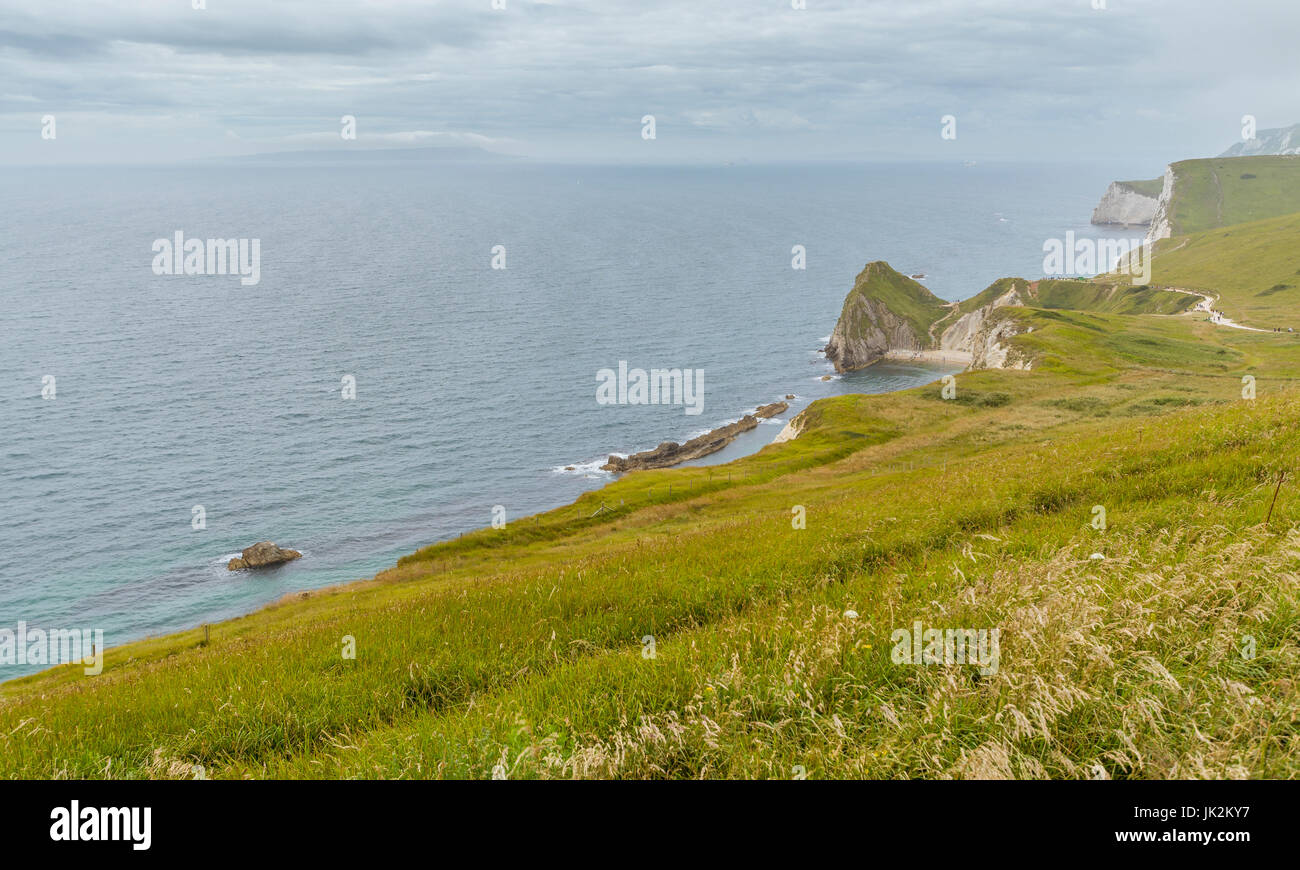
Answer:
xmin=1 ymin=0 xmax=1296 ymax=166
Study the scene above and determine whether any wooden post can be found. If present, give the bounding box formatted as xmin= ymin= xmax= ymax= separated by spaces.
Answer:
xmin=1267 ymin=470 xmax=1288 ymax=527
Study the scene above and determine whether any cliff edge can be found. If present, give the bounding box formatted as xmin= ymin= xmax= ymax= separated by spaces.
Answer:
xmin=1091 ymin=178 xmax=1163 ymax=227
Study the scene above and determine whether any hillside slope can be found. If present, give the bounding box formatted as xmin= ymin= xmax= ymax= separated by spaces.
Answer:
xmin=3 ymin=258 xmax=1299 ymax=778
xmin=1105 ymin=210 xmax=1300 ymax=330
xmin=6 ymin=183 xmax=1300 ymax=780
xmin=1149 ymin=155 xmax=1300 ymax=239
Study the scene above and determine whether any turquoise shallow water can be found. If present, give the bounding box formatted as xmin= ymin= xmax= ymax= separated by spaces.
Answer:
xmin=0 ymin=160 xmax=1144 ymax=676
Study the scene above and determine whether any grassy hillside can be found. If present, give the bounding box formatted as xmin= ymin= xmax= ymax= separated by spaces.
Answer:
xmin=1116 ymin=177 xmax=1164 ymax=198
xmin=937 ymin=278 xmax=1192 ymax=346
xmin=1163 ymin=155 xmax=1300 ymax=235
xmin=1143 ymin=211 xmax=1300 ymax=329
xmin=1024 ymin=279 xmax=1195 ymax=315
xmin=3 ymin=268 xmax=1299 ymax=778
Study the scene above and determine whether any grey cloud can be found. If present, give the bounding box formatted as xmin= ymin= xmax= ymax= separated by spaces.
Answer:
xmin=0 ymin=0 xmax=1296 ymax=165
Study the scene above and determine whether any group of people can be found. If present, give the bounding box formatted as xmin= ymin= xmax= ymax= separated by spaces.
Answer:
xmin=1206 ymin=305 xmax=1293 ymax=333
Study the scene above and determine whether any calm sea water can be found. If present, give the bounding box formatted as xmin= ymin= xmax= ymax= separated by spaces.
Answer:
xmin=0 ymin=160 xmax=1144 ymax=676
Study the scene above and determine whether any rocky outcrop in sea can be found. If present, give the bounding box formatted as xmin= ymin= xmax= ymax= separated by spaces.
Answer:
xmin=227 ymin=541 xmax=302 ymax=571
xmin=602 ymin=402 xmax=789 ymax=472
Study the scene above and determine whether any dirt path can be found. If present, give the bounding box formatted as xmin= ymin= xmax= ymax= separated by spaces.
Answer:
xmin=1162 ymin=288 xmax=1267 ymax=332
xmin=928 ymin=301 xmax=961 ymax=345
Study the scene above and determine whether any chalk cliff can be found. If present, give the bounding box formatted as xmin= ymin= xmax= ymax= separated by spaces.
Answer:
xmin=937 ymin=280 xmax=1032 ymax=371
xmin=1146 ymin=167 xmax=1176 ymax=242
xmin=1091 ymin=180 xmax=1162 ymax=226
xmin=823 ymin=262 xmax=947 ymax=373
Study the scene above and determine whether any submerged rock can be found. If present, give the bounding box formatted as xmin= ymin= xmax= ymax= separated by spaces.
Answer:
xmin=227 ymin=541 xmax=302 ymax=571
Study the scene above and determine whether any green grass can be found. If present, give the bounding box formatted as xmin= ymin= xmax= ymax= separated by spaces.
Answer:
xmin=1116 ymin=177 xmax=1164 ymax=198
xmin=1024 ymin=280 xmax=1195 ymax=315
xmin=1138 ymin=210 xmax=1300 ymax=328
xmin=3 ymin=280 xmax=1298 ymax=779
xmin=5 ymin=189 xmax=1300 ymax=781
xmin=1162 ymin=156 xmax=1300 ymax=236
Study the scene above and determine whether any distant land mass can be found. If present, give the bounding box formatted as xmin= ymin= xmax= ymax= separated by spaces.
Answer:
xmin=1097 ymin=123 xmax=1300 ymax=230
xmin=222 ymin=145 xmax=515 ymax=165
xmin=1220 ymin=123 xmax=1300 ymax=157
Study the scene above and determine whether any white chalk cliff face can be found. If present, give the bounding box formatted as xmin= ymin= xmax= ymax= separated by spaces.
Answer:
xmin=938 ymin=283 xmax=1032 ymax=371
xmin=1091 ymin=182 xmax=1160 ymax=226
xmin=824 ymin=296 xmax=925 ymax=372
xmin=1146 ymin=167 xmax=1176 ymax=242
xmin=968 ymin=316 xmax=1031 ymax=370
xmin=772 ymin=412 xmax=805 ymax=444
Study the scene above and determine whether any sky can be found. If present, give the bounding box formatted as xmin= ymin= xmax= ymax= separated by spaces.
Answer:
xmin=1 ymin=0 xmax=1297 ymax=166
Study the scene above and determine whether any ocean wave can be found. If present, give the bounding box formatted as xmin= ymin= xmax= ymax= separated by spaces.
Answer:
xmin=551 ymin=458 xmax=614 ymax=475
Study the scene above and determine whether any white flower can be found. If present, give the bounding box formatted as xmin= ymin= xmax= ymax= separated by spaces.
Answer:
xmin=844 ymin=609 xmax=859 ymax=619
xmin=1089 ymin=552 xmax=1105 ymax=561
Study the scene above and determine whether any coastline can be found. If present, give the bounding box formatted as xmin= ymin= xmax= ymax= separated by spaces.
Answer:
xmin=2 ymin=357 xmax=968 ymax=685
xmin=877 ymin=348 xmax=974 ymax=365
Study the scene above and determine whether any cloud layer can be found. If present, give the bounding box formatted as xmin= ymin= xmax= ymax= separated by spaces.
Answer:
xmin=2 ymin=0 xmax=1297 ymax=164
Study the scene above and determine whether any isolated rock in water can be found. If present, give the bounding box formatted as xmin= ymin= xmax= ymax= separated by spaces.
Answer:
xmin=754 ymin=401 xmax=788 ymax=419
xmin=785 ymin=394 xmax=796 ymax=400
xmin=227 ymin=541 xmax=302 ymax=571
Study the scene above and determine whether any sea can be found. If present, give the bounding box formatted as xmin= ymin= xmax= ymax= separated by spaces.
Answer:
xmin=0 ymin=158 xmax=1147 ymax=676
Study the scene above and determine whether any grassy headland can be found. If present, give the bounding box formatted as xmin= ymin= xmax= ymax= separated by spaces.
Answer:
xmin=1161 ymin=155 xmax=1300 ymax=236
